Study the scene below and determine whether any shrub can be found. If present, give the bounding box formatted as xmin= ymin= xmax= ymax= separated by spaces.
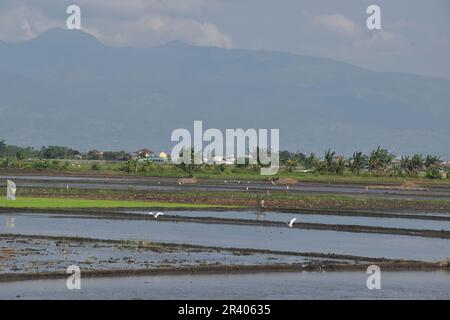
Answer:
xmin=425 ymin=167 xmax=442 ymax=179
xmin=32 ymin=161 xmax=50 ymax=170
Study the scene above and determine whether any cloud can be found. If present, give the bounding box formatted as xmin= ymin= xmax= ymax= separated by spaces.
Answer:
xmin=312 ymin=13 xmax=362 ymax=38
xmin=0 ymin=1 xmax=232 ymax=48
xmin=75 ymin=0 xmax=215 ymax=16
xmin=309 ymin=13 xmax=411 ymax=55
xmin=0 ymin=5 xmax=61 ymax=41
xmin=86 ymin=15 xmax=233 ymax=48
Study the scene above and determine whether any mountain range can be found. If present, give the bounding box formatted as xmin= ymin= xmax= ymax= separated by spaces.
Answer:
xmin=1 ymin=28 xmax=449 ymax=156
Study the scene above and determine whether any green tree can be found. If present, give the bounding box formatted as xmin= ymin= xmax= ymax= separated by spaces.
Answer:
xmin=425 ymin=155 xmax=441 ymax=170
xmin=174 ymin=148 xmax=203 ymax=177
xmin=304 ymin=153 xmax=319 ymax=170
xmin=410 ymin=154 xmax=424 ymax=175
xmin=285 ymin=159 xmax=298 ymax=172
xmin=399 ymin=156 xmax=412 ymax=175
xmin=41 ymin=146 xmax=68 ymax=159
xmin=121 ymin=159 xmax=140 ymax=174
xmin=350 ymin=151 xmax=367 ymax=175
xmin=335 ymin=158 xmax=346 ymax=176
xmin=368 ymin=147 xmax=394 ymax=176
xmin=324 ymin=149 xmax=336 ymax=172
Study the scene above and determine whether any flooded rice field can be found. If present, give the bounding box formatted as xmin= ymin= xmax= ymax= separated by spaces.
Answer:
xmin=1 ymin=235 xmax=336 ymax=274
xmin=2 ymin=271 xmax=449 ymax=299
xmin=127 ymin=210 xmax=450 ymax=231
xmin=1 ymin=207 xmax=450 ymax=299
xmin=2 ymin=212 xmax=450 ymax=261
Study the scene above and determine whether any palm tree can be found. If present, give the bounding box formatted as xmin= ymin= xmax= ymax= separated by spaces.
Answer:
xmin=335 ymin=158 xmax=346 ymax=176
xmin=368 ymin=146 xmax=394 ymax=176
xmin=425 ymin=155 xmax=441 ymax=170
xmin=285 ymin=159 xmax=298 ymax=172
xmin=400 ymin=155 xmax=411 ymax=175
xmin=324 ymin=149 xmax=336 ymax=172
xmin=349 ymin=151 xmax=367 ymax=175
xmin=15 ymin=150 xmax=26 ymax=169
xmin=304 ymin=153 xmax=318 ymax=170
xmin=424 ymin=155 xmax=443 ymax=179
xmin=410 ymin=154 xmax=424 ymax=175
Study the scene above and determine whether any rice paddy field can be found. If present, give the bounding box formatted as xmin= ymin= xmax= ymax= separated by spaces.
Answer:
xmin=1 ymin=174 xmax=449 ymax=299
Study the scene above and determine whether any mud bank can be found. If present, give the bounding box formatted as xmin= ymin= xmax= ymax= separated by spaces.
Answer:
xmin=4 ymin=233 xmax=421 ymax=282
xmin=1 ymin=260 xmax=447 ymax=283
xmin=3 ymin=205 xmax=450 ymax=222
xmin=0 ymin=233 xmax=406 ymax=263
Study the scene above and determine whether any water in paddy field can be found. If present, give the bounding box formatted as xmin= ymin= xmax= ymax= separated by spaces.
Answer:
xmin=2 ymin=213 xmax=450 ymax=261
xmin=127 ymin=210 xmax=450 ymax=231
xmin=1 ymin=271 xmax=449 ymax=299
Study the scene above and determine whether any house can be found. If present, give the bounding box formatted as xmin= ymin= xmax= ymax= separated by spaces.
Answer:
xmin=87 ymin=149 xmax=103 ymax=160
xmin=139 ymin=151 xmax=169 ymax=163
xmin=134 ymin=148 xmax=154 ymax=159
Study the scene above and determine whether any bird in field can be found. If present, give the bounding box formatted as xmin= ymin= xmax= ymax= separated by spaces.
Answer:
xmin=148 ymin=212 xmax=164 ymax=218
xmin=286 ymin=218 xmax=297 ymax=228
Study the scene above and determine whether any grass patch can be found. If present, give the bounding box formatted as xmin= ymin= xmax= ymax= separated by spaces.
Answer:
xmin=0 ymin=197 xmax=238 ymax=209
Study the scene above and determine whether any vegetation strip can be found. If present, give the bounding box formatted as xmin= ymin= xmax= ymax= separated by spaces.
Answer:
xmin=4 ymin=185 xmax=450 ymax=212
xmin=3 ymin=200 xmax=450 ymax=222
xmin=0 ymin=197 xmax=239 ymax=209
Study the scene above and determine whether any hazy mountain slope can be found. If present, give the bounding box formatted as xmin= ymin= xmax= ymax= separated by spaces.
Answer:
xmin=0 ymin=28 xmax=449 ymax=156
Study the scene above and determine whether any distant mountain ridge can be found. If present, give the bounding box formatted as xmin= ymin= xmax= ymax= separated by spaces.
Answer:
xmin=0 ymin=28 xmax=449 ymax=156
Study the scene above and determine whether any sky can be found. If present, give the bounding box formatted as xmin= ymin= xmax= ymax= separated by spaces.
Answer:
xmin=0 ymin=0 xmax=450 ymax=79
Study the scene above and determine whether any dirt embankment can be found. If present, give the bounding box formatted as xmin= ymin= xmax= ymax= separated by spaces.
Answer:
xmin=8 ymin=185 xmax=450 ymax=212
xmin=1 ymin=261 xmax=447 ymax=282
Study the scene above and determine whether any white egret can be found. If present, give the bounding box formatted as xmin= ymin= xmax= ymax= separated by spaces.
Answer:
xmin=148 ymin=212 xmax=164 ymax=218
xmin=287 ymin=218 xmax=297 ymax=228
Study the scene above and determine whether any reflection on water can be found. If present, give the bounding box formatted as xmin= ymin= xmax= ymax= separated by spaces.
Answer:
xmin=4 ymin=217 xmax=15 ymax=228
xmin=1 ymin=271 xmax=449 ymax=300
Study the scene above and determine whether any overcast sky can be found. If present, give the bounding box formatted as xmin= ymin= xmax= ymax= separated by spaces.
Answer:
xmin=1 ymin=0 xmax=450 ymax=79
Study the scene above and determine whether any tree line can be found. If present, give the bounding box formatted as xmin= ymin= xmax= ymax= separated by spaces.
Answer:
xmin=280 ymin=147 xmax=447 ymax=179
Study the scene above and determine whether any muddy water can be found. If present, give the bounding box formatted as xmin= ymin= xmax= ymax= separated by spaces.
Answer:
xmin=2 ymin=213 xmax=450 ymax=261
xmin=1 ymin=271 xmax=449 ymax=299
xmin=0 ymin=236 xmax=316 ymax=274
xmin=127 ymin=210 xmax=450 ymax=231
